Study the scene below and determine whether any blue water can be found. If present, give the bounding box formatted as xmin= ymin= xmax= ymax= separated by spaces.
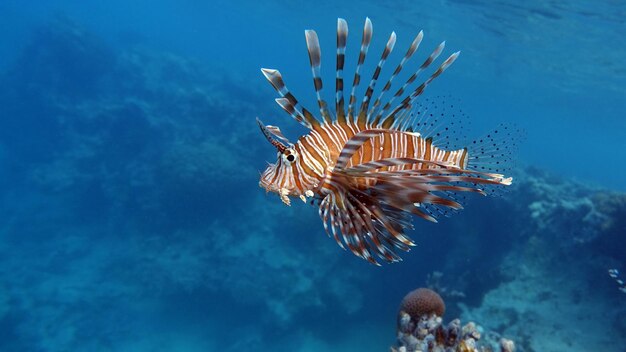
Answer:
xmin=0 ymin=1 xmax=625 ymax=351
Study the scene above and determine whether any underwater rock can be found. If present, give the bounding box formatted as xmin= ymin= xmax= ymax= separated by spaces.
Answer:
xmin=392 ymin=287 xmax=515 ymax=352
xmin=511 ymin=167 xmax=623 ymax=247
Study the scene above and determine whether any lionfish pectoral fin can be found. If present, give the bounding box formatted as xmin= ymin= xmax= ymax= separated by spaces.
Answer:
xmin=343 ymin=156 xmax=513 ymax=221
xmin=318 ymin=190 xmax=369 ymax=260
xmin=317 ymin=167 xmax=418 ymax=265
xmin=279 ymin=188 xmax=291 ymax=206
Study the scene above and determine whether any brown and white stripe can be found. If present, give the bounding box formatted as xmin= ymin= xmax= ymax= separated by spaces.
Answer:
xmin=370 ymin=31 xmax=423 ymax=124
xmin=336 ymin=18 xmax=348 ymax=123
xmin=357 ymin=31 xmax=396 ymax=124
xmin=374 ymin=41 xmax=446 ymax=125
xmin=347 ymin=17 xmax=373 ymax=121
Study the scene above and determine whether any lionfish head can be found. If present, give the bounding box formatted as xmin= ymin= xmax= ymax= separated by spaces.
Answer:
xmin=257 ymin=118 xmax=301 ymax=204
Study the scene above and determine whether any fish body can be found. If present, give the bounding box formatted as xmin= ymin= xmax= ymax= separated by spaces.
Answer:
xmin=258 ymin=18 xmax=517 ymax=265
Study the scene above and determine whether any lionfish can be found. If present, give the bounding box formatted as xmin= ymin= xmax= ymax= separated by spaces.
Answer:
xmin=258 ymin=18 xmax=517 ymax=265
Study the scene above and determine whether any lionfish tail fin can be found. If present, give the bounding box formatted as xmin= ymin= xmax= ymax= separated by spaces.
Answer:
xmin=466 ymin=123 xmax=524 ymax=196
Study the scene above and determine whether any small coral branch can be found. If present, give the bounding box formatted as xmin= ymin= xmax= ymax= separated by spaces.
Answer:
xmin=391 ymin=288 xmax=515 ymax=352
xmin=608 ymin=269 xmax=626 ymax=294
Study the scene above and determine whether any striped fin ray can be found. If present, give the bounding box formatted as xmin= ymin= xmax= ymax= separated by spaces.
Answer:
xmin=355 ymin=170 xmax=504 ymax=189
xmin=380 ymin=51 xmax=460 ymax=128
xmin=347 ymin=192 xmax=403 ymax=263
xmin=319 ymin=185 xmax=413 ymax=264
xmin=369 ymin=31 xmax=423 ymax=124
xmin=305 ymin=30 xmax=332 ymax=123
xmin=347 ymin=17 xmax=373 ymax=122
xmin=347 ymin=160 xmax=510 ymax=187
xmin=334 ymin=197 xmax=366 ymax=259
xmin=346 ymin=189 xmax=410 ymax=264
xmin=319 ymin=194 xmax=345 ymax=250
xmin=421 ymin=189 xmax=468 ymax=220
xmin=374 ymin=41 xmax=446 ymax=126
xmin=372 ymin=203 xmax=415 ymax=248
xmin=344 ymin=198 xmax=379 ymax=264
xmin=347 ymin=170 xmax=498 ymax=223
xmin=357 ymin=31 xmax=396 ymax=124
xmin=336 ymin=18 xmax=348 ymax=123
xmin=261 ymin=68 xmax=320 ymax=129
xmin=347 ymin=161 xmax=510 ymax=221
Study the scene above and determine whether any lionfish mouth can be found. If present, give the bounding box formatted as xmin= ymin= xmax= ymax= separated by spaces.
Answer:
xmin=259 ymin=182 xmax=293 ymax=206
xmin=259 ymin=180 xmax=274 ymax=192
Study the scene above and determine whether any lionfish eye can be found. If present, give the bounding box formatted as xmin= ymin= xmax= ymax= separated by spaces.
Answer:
xmin=286 ymin=154 xmax=295 ymax=162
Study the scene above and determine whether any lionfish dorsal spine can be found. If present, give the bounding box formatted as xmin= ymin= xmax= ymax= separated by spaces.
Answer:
xmin=357 ymin=30 xmax=396 ymax=125
xmin=261 ymin=68 xmax=320 ymax=130
xmin=347 ymin=17 xmax=373 ymax=123
xmin=305 ymin=30 xmax=332 ymax=123
xmin=370 ymin=31 xmax=423 ymax=125
xmin=335 ymin=18 xmax=348 ymax=124
xmin=374 ymin=41 xmax=446 ymax=126
xmin=381 ymin=51 xmax=460 ymax=129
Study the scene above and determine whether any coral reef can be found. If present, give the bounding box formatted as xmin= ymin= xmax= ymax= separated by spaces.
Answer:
xmin=452 ymin=168 xmax=626 ymax=352
xmin=393 ymin=288 xmax=515 ymax=352
xmin=400 ymin=288 xmax=446 ymax=322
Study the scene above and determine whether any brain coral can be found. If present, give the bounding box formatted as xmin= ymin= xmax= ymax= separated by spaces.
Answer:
xmin=400 ymin=288 xmax=445 ymax=319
